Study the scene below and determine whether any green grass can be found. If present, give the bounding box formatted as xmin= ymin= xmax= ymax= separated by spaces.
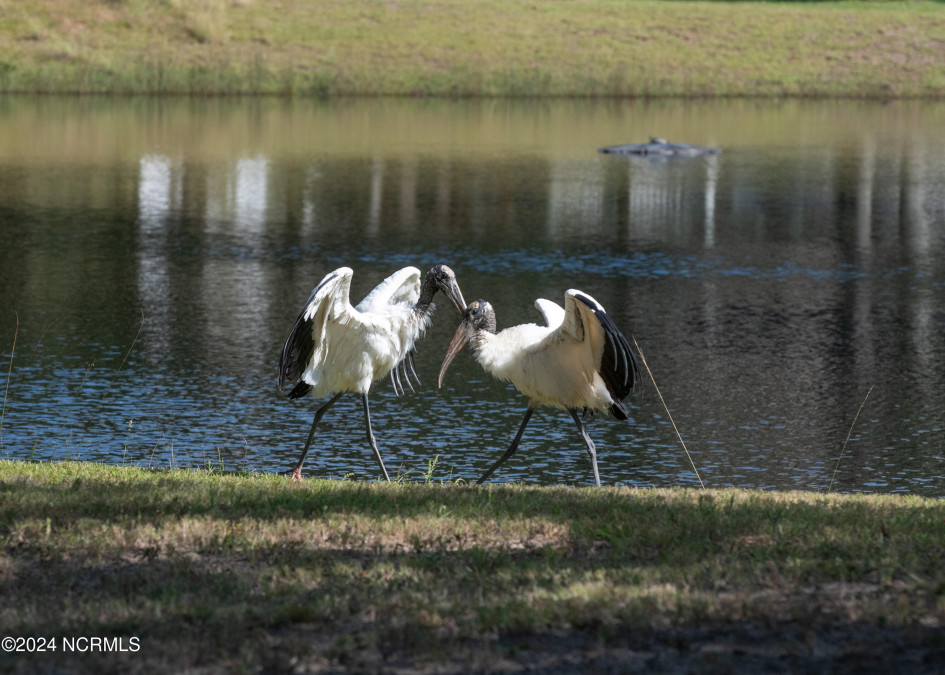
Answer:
xmin=0 ymin=0 xmax=944 ymax=97
xmin=1 ymin=459 xmax=944 ymax=670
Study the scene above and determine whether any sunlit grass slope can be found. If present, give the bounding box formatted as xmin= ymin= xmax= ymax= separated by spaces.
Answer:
xmin=1 ymin=460 xmax=944 ymax=671
xmin=0 ymin=0 xmax=943 ymax=97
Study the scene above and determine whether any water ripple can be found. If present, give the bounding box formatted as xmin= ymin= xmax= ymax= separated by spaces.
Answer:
xmin=450 ymin=249 xmax=872 ymax=283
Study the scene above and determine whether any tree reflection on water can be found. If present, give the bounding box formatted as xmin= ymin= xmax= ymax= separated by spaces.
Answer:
xmin=1 ymin=97 xmax=943 ymax=493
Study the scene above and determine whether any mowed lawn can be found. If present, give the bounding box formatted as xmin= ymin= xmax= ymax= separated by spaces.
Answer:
xmin=1 ymin=460 xmax=944 ymax=671
xmin=0 ymin=0 xmax=944 ymax=96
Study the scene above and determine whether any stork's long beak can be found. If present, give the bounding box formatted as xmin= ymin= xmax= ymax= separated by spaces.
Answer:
xmin=444 ymin=277 xmax=467 ymax=315
xmin=438 ymin=319 xmax=471 ymax=388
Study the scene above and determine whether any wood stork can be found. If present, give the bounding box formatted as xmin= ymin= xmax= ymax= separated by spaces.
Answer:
xmin=438 ymin=290 xmax=638 ymax=487
xmin=278 ymin=264 xmax=466 ymax=481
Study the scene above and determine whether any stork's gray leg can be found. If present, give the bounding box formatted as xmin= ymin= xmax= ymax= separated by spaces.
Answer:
xmin=477 ymin=406 xmax=536 ymax=486
xmin=286 ymin=392 xmax=345 ymax=480
xmin=568 ymin=409 xmax=601 ymax=487
xmin=362 ymin=394 xmax=391 ymax=483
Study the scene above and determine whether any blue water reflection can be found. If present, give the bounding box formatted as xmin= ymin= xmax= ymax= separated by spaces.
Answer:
xmin=1 ymin=97 xmax=944 ymax=494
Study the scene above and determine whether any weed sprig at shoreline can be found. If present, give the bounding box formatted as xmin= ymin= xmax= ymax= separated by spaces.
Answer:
xmin=1 ymin=460 xmax=944 ymax=671
xmin=1 ymin=0 xmax=944 ymax=98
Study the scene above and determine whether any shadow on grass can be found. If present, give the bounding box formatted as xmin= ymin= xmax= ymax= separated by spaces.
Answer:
xmin=3 ymin=537 xmax=945 ymax=673
xmin=3 ymin=460 xmax=945 ymax=672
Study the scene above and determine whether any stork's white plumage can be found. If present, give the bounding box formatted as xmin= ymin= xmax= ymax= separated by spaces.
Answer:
xmin=533 ymin=297 xmax=565 ymax=329
xmin=438 ymin=290 xmax=638 ymax=487
xmin=279 ymin=264 xmax=465 ymax=481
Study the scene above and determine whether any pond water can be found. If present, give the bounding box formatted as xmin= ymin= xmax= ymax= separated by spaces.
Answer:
xmin=1 ymin=96 xmax=944 ymax=494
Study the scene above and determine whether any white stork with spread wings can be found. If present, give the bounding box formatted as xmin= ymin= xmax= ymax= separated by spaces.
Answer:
xmin=279 ymin=264 xmax=466 ymax=481
xmin=438 ymin=290 xmax=638 ymax=487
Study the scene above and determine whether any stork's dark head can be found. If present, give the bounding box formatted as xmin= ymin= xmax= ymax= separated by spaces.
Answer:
xmin=437 ymin=299 xmax=497 ymax=388
xmin=460 ymin=299 xmax=496 ymax=334
xmin=421 ymin=264 xmax=467 ymax=315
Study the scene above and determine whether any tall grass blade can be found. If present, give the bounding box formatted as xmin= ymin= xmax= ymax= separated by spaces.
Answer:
xmin=107 ymin=308 xmax=145 ymax=392
xmin=63 ymin=360 xmax=97 ymax=460
xmin=24 ymin=315 xmax=61 ymax=367
xmin=827 ymin=385 xmax=874 ymax=494
xmin=424 ymin=455 xmax=440 ymax=484
xmin=632 ymin=336 xmax=705 ymax=490
xmin=74 ymin=309 xmax=145 ymax=455
xmin=1 ymin=312 xmax=18 ymax=454
xmin=96 ymin=307 xmax=145 ymax=407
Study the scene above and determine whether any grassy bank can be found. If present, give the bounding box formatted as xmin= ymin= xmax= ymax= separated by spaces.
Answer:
xmin=1 ymin=0 xmax=944 ymax=97
xmin=1 ymin=459 xmax=944 ymax=671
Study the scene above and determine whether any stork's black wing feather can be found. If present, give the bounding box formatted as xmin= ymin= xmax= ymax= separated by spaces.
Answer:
xmin=571 ymin=292 xmax=639 ymax=417
xmin=277 ymin=269 xmax=343 ymax=395
xmin=287 ymin=380 xmax=312 ymax=400
xmin=278 ymin=311 xmax=315 ymax=394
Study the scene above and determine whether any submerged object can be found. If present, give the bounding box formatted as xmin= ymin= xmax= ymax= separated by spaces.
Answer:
xmin=599 ymin=137 xmax=721 ymax=157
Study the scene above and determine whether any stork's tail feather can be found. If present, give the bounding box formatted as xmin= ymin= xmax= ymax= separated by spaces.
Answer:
xmin=390 ymin=349 xmax=422 ymax=397
xmin=611 ymin=399 xmax=631 ymax=421
xmin=288 ymin=382 xmax=312 ymax=399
